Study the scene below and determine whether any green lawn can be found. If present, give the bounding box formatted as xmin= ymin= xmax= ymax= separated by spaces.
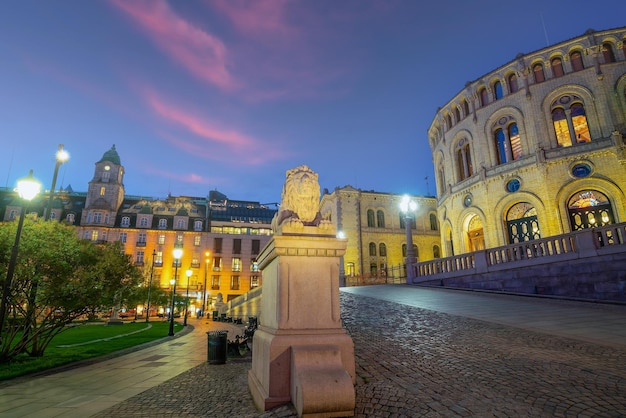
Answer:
xmin=0 ymin=320 xmax=182 ymax=381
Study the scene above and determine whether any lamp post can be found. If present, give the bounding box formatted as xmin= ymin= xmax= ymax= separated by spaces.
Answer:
xmin=202 ymin=251 xmax=210 ymax=317
xmin=183 ymin=268 xmax=192 ymax=326
xmin=400 ymin=195 xmax=418 ymax=284
xmin=145 ymin=249 xmax=156 ymax=323
xmin=168 ymin=248 xmax=183 ymax=336
xmin=44 ymin=144 xmax=69 ymax=221
xmin=0 ymin=170 xmax=41 ymax=344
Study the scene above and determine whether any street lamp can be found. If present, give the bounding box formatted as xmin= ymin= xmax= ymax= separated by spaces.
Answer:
xmin=0 ymin=170 xmax=41 ymax=344
xmin=202 ymin=251 xmax=210 ymax=317
xmin=44 ymin=144 xmax=70 ymax=221
xmin=400 ymin=195 xmax=418 ymax=284
xmin=145 ymin=249 xmax=156 ymax=323
xmin=168 ymin=248 xmax=183 ymax=336
xmin=183 ymin=268 xmax=192 ymax=326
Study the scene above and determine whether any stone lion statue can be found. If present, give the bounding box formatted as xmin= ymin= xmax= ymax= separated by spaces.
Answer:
xmin=272 ymin=165 xmax=329 ymax=232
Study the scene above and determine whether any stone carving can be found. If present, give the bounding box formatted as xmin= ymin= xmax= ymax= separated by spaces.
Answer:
xmin=272 ymin=165 xmax=332 ymax=233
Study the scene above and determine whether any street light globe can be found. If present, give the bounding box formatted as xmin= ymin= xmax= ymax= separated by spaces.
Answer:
xmin=16 ymin=170 xmax=42 ymax=201
xmin=170 ymin=279 xmax=176 ymax=286
xmin=56 ymin=147 xmax=70 ymax=163
xmin=186 ymin=269 xmax=192 ymax=278
xmin=400 ymin=195 xmax=417 ymax=213
xmin=173 ymin=248 xmax=183 ymax=259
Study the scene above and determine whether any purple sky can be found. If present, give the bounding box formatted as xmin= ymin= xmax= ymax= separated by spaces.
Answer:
xmin=1 ymin=1 xmax=624 ymax=203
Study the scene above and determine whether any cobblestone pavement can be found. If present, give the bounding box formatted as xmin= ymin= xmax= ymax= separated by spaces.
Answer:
xmin=95 ymin=292 xmax=626 ymax=417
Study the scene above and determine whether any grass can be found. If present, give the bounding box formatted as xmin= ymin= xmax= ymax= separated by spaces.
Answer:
xmin=0 ymin=320 xmax=182 ymax=382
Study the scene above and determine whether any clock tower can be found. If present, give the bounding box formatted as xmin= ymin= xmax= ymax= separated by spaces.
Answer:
xmin=82 ymin=145 xmax=125 ymax=227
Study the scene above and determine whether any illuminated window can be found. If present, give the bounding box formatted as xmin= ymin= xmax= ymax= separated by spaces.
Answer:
xmin=194 ymin=235 xmax=201 ymax=246
xmin=551 ymin=98 xmax=590 ymax=147
xmin=230 ymin=275 xmax=240 ymax=290
xmin=494 ymin=119 xmax=522 ymax=165
xmin=232 ymin=257 xmax=242 ymax=272
xmin=158 ymin=234 xmax=165 ymax=244
xmin=570 ymin=51 xmax=584 ymax=72
xmin=251 ymin=276 xmax=260 ymax=288
xmin=91 ymin=230 xmax=99 ymax=241
xmin=533 ymin=63 xmax=545 ymax=83
xmin=100 ymin=187 xmax=105 ymax=196
xmin=176 ymin=234 xmax=183 ymax=244
xmin=551 ymin=57 xmax=564 ymax=77
xmin=211 ymin=275 xmax=220 ymax=290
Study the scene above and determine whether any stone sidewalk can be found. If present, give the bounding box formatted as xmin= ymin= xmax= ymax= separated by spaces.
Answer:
xmin=94 ymin=289 xmax=626 ymax=417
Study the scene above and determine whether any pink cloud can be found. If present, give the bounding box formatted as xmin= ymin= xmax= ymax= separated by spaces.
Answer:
xmin=211 ymin=0 xmax=295 ymax=38
xmin=110 ymin=0 xmax=237 ymax=91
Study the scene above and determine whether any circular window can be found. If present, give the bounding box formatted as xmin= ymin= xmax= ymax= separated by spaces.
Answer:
xmin=571 ymin=163 xmax=591 ymax=178
xmin=463 ymin=194 xmax=472 ymax=207
xmin=506 ymin=179 xmax=521 ymax=193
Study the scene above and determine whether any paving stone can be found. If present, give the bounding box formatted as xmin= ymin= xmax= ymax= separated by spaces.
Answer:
xmin=94 ymin=292 xmax=626 ymax=417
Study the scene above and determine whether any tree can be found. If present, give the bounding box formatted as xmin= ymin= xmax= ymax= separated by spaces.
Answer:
xmin=0 ymin=218 xmax=142 ymax=361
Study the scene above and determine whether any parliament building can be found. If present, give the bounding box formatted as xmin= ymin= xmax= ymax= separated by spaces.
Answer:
xmin=428 ymin=27 xmax=626 ymax=256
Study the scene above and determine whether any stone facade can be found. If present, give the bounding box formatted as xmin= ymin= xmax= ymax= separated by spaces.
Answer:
xmin=428 ymin=27 xmax=626 ymax=257
xmin=320 ymin=186 xmax=439 ymax=280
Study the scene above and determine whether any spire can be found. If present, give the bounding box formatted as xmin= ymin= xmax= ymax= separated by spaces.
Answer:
xmin=98 ymin=144 xmax=121 ymax=165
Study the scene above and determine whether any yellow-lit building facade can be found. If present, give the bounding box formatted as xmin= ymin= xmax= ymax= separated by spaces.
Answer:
xmin=320 ymin=186 xmax=439 ymax=282
xmin=2 ymin=145 xmax=277 ymax=315
xmin=428 ymin=27 xmax=626 ymax=256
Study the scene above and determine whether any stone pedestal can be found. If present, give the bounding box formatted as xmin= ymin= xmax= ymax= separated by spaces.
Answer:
xmin=248 ymin=231 xmax=355 ymax=416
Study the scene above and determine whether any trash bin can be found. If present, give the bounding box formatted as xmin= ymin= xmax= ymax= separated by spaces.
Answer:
xmin=207 ymin=330 xmax=228 ymax=364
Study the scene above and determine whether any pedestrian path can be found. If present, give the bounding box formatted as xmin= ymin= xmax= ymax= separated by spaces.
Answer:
xmin=0 ymin=319 xmax=244 ymax=418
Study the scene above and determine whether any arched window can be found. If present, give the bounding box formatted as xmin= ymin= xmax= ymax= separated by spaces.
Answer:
xmin=445 ymin=113 xmax=452 ymax=130
xmin=552 ymin=108 xmax=570 ymax=147
xmin=456 ymin=139 xmax=473 ymax=181
xmin=533 ymin=63 xmax=545 ymax=83
xmin=506 ymin=202 xmax=540 ymax=243
xmin=493 ymin=80 xmax=503 ymax=99
xmin=507 ymin=73 xmax=518 ymax=93
xmin=571 ymin=103 xmax=590 ymax=143
xmin=568 ymin=190 xmax=615 ymax=231
xmin=121 ymin=216 xmax=130 ymax=227
xmin=139 ymin=217 xmax=148 ymax=227
xmin=176 ymin=219 xmax=185 ymax=229
xmin=437 ymin=162 xmax=446 ymax=195
xmin=369 ymin=242 xmax=377 ymax=256
xmin=602 ymin=43 xmax=616 ymax=63
xmin=551 ymin=97 xmax=591 ymax=147
xmin=454 ymin=107 xmax=460 ymax=123
xmin=433 ymin=245 xmax=440 ymax=258
xmin=158 ymin=218 xmax=167 ymax=229
xmin=376 ymin=210 xmax=385 ymax=228
xmin=551 ymin=57 xmax=564 ymax=77
xmin=570 ymin=50 xmax=584 ymax=71
xmin=429 ymin=213 xmax=438 ymax=230
xmin=623 ymin=38 xmax=626 ymax=61
xmin=478 ymin=87 xmax=488 ymax=107
xmin=367 ymin=209 xmax=375 ymax=227
xmin=194 ymin=220 xmax=203 ymax=231
xmin=494 ymin=120 xmax=522 ymax=164
xmin=462 ymin=99 xmax=470 ymax=116
xmin=379 ymin=243 xmax=387 ymax=257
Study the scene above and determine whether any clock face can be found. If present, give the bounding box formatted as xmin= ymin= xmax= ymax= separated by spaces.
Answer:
xmin=104 ymin=165 xmax=110 ymax=171
xmin=463 ymin=195 xmax=472 ymax=207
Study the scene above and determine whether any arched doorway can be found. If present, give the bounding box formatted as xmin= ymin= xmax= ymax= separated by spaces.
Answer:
xmin=506 ymin=202 xmax=541 ymax=243
xmin=466 ymin=215 xmax=485 ymax=251
xmin=568 ymin=190 xmax=615 ymax=230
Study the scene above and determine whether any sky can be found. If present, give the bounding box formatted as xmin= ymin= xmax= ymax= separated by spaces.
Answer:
xmin=1 ymin=1 xmax=624 ymax=204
